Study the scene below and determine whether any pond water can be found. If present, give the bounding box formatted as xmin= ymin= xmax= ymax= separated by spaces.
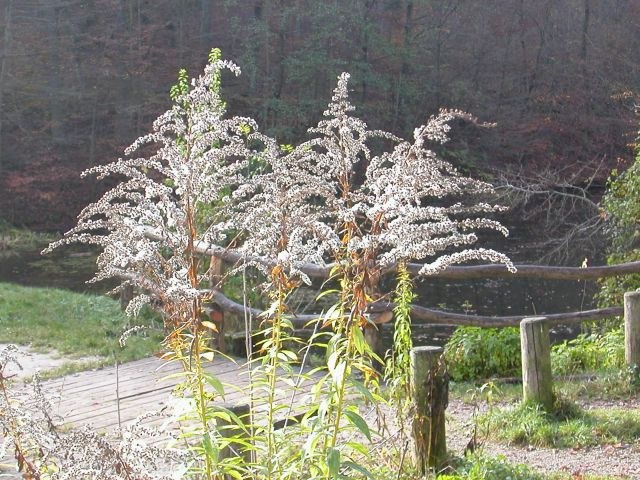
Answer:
xmin=0 ymin=244 xmax=110 ymax=293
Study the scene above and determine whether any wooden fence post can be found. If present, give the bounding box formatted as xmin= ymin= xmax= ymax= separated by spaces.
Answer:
xmin=119 ymin=284 xmax=134 ymax=312
xmin=520 ymin=316 xmax=553 ymax=410
xmin=410 ymin=346 xmax=448 ymax=474
xmin=218 ymin=403 xmax=252 ymax=469
xmin=209 ymin=255 xmax=226 ymax=352
xmin=624 ymin=291 xmax=640 ymax=368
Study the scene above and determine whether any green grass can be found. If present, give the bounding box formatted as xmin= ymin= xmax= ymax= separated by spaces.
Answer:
xmin=436 ymin=452 xmax=620 ymax=480
xmin=0 ymin=282 xmax=163 ymax=363
xmin=0 ymin=220 xmax=56 ymax=255
xmin=480 ymin=401 xmax=640 ymax=448
xmin=451 ymin=369 xmax=640 ymax=406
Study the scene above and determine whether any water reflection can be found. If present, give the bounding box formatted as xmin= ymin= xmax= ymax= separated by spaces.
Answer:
xmin=0 ymin=244 xmax=110 ymax=293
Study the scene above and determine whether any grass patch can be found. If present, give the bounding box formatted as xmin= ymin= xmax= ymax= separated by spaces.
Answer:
xmin=480 ymin=401 xmax=640 ymax=448
xmin=450 ymin=380 xmax=522 ymax=404
xmin=0 ymin=220 xmax=57 ymax=255
xmin=437 ymin=452 xmax=619 ymax=480
xmin=0 ymin=282 xmax=163 ymax=363
xmin=451 ymin=369 xmax=640 ymax=407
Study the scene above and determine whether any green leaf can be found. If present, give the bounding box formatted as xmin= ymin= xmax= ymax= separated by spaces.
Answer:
xmin=342 ymin=461 xmax=375 ymax=479
xmin=201 ymin=350 xmax=215 ymax=361
xmin=203 ymin=373 xmax=225 ymax=397
xmin=328 ymin=355 xmax=346 ymax=385
xmin=344 ymin=410 xmax=371 ymax=441
xmin=349 ymin=379 xmax=374 ymax=403
xmin=351 ymin=325 xmax=367 ymax=355
xmin=201 ymin=321 xmax=218 ymax=332
xmin=316 ymin=289 xmax=340 ymax=301
xmin=203 ymin=432 xmax=218 ymax=463
xmin=327 ymin=447 xmax=340 ymax=478
xmin=345 ymin=441 xmax=369 ymax=456
xmin=225 ymin=470 xmax=243 ymax=480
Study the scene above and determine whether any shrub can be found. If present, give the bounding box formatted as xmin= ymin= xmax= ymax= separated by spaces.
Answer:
xmin=446 ymin=325 xmax=625 ymax=382
xmin=34 ymin=50 xmax=513 ymax=479
xmin=445 ymin=326 xmax=521 ymax=381
xmin=551 ymin=328 xmax=625 ymax=375
xmin=598 ymin=138 xmax=640 ymax=310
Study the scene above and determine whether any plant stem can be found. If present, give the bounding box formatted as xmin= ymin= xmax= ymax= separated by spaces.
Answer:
xmin=265 ymin=275 xmax=286 ymax=479
xmin=186 ymin=199 xmax=214 ymax=480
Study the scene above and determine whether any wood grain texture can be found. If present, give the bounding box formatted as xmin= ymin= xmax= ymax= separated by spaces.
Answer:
xmin=624 ymin=291 xmax=640 ymax=367
xmin=410 ymin=346 xmax=447 ymax=474
xmin=520 ymin=317 xmax=554 ymax=411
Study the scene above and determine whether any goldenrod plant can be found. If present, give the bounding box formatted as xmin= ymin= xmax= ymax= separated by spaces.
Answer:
xmin=26 ymin=53 xmax=514 ymax=479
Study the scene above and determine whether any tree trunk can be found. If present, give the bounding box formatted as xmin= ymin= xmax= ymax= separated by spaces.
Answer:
xmin=43 ymin=0 xmax=67 ymax=148
xmin=393 ymin=0 xmax=413 ymax=131
xmin=0 ymin=0 xmax=12 ymax=172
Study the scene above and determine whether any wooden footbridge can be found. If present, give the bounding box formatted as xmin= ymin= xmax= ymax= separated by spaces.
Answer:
xmin=42 ymin=355 xmax=251 ymax=432
xmin=0 ymin=354 xmax=314 ymax=478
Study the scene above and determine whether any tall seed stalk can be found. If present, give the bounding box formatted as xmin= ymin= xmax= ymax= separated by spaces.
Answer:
xmin=384 ymin=260 xmax=416 ymax=439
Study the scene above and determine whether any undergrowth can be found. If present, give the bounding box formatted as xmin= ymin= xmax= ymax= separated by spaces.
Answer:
xmin=446 ymin=325 xmax=627 ymax=382
xmin=480 ymin=401 xmax=640 ymax=448
xmin=3 ymin=51 xmax=514 ymax=479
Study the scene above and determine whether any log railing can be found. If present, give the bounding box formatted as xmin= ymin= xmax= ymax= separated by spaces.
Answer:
xmin=207 ymin=289 xmax=623 ymax=330
xmin=145 ymin=230 xmax=640 ymax=281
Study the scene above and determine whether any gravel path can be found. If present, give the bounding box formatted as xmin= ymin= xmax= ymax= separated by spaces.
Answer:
xmin=446 ymin=399 xmax=640 ymax=479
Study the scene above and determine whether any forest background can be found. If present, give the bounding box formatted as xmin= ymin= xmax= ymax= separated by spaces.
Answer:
xmin=0 ymin=0 xmax=638 ymax=252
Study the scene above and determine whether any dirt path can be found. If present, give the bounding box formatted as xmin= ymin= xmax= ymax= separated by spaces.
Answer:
xmin=446 ymin=399 xmax=640 ymax=479
xmin=0 ymin=344 xmax=103 ymax=379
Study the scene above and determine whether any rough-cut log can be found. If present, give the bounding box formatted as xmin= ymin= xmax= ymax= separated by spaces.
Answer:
xmin=624 ymin=291 xmax=640 ymax=368
xmin=145 ymin=230 xmax=640 ymax=281
xmin=407 ymin=305 xmax=623 ymax=327
xmin=520 ymin=317 xmax=554 ymax=410
xmin=206 ymin=290 xmax=622 ymax=330
xmin=411 ymin=346 xmax=448 ymax=473
xmin=407 ymin=261 xmax=640 ymax=280
xmin=207 ymin=256 xmax=225 ymax=351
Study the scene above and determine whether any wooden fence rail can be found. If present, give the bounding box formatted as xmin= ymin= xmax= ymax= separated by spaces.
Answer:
xmin=145 ymin=230 xmax=640 ymax=281
xmin=207 ymin=289 xmax=623 ymax=330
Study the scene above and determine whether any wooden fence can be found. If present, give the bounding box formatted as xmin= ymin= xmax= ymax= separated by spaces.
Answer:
xmin=406 ymin=291 xmax=640 ymax=471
